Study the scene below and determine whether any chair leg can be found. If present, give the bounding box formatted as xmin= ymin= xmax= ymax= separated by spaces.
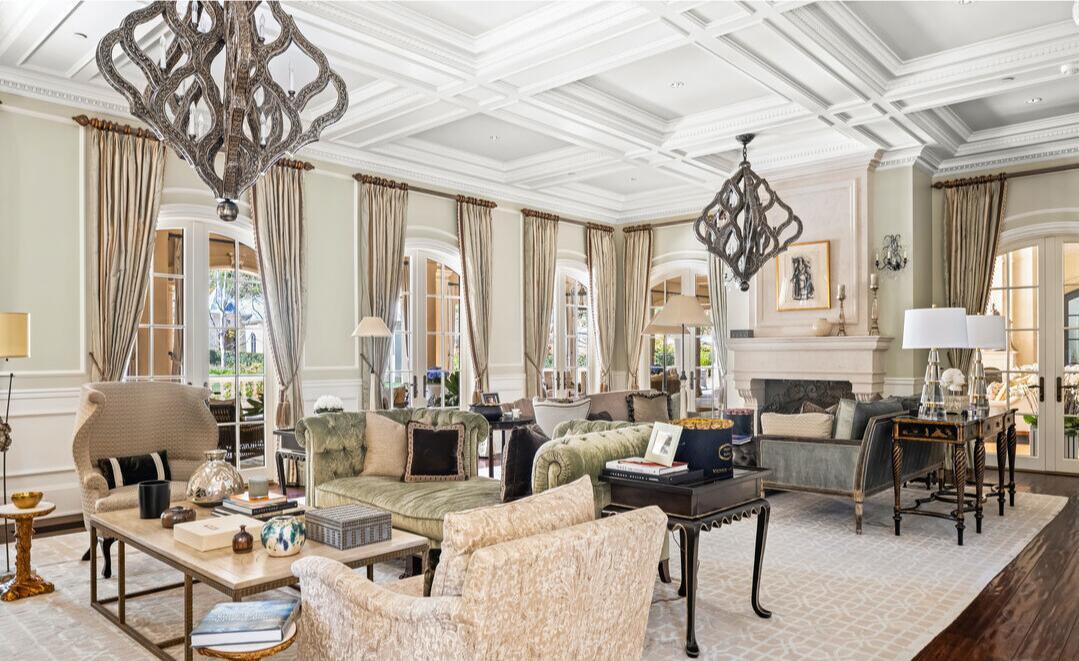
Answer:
xmin=81 ymin=532 xmax=92 ymax=561
xmin=101 ymin=537 xmax=115 ymax=579
xmin=658 ymin=559 xmax=672 ymax=584
xmin=854 ymin=496 xmax=864 ymax=535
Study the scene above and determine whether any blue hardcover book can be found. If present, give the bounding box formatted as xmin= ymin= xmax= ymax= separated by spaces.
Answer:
xmin=191 ymin=600 xmax=299 ymax=647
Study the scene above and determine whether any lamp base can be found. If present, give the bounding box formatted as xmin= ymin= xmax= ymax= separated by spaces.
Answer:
xmin=967 ymin=348 xmax=989 ymax=420
xmin=918 ymin=348 xmax=946 ymax=420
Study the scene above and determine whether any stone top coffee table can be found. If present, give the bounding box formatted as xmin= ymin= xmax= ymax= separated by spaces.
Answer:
xmin=89 ymin=501 xmax=428 ymax=661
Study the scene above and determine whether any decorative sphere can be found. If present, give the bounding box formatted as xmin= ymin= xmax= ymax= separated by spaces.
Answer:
xmin=186 ymin=449 xmax=245 ymax=507
xmin=217 ymin=199 xmax=239 ymax=222
xmin=739 ymin=280 xmax=750 ymax=292
xmin=261 ymin=515 xmax=306 ymax=557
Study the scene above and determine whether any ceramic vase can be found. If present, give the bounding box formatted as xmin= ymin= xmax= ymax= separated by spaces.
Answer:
xmin=811 ymin=318 xmax=832 ymax=337
xmin=260 ymin=515 xmax=305 ymax=557
xmin=186 ymin=449 xmax=245 ymax=507
xmin=232 ymin=525 xmax=254 ymax=554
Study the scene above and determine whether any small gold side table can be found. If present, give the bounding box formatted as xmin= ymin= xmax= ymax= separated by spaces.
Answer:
xmin=196 ymin=623 xmax=297 ymax=660
xmin=0 ymin=500 xmax=55 ymax=602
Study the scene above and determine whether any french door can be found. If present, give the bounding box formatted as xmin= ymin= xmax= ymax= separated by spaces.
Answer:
xmin=988 ymin=235 xmax=1079 ymax=474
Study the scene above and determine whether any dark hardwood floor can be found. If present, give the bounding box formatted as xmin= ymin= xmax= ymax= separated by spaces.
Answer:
xmin=916 ymin=471 xmax=1079 ymax=661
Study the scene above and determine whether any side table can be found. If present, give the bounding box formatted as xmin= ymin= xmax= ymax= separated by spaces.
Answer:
xmin=602 ymin=468 xmax=772 ymax=658
xmin=0 ymin=500 xmax=55 ymax=601
xmin=484 ymin=415 xmax=535 ymax=477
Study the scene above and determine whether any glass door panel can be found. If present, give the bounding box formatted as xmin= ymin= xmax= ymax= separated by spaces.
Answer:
xmin=1058 ymin=242 xmax=1079 ymax=467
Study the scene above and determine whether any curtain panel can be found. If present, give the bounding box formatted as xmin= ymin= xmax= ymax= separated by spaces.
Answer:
xmin=943 ymin=178 xmax=1008 ymax=371
xmin=708 ymin=255 xmax=730 ymax=410
xmin=621 ymin=226 xmax=653 ymax=390
xmin=457 ymin=196 xmax=497 ymax=401
xmin=86 ymin=124 xmax=167 ymax=381
xmin=357 ymin=174 xmax=409 ymax=406
xmin=522 ymin=209 xmax=559 ymax=398
xmin=250 ymin=162 xmax=308 ymax=428
xmin=586 ymin=224 xmax=617 ymax=390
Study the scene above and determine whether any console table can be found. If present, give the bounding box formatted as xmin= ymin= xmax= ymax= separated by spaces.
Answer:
xmin=602 ymin=468 xmax=772 ymax=658
xmin=891 ymin=409 xmax=1016 ymax=546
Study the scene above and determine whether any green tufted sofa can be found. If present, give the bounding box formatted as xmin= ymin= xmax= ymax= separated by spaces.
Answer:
xmin=294 ymin=408 xmax=498 ymax=546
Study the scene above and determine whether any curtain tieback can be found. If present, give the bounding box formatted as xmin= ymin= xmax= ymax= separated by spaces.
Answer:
xmin=276 ymin=386 xmax=292 ymax=429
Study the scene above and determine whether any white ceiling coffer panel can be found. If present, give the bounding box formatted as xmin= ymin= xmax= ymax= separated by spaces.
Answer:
xmin=2 ymin=0 xmax=1079 ymax=222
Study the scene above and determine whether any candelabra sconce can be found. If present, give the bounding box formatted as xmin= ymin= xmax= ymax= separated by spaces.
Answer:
xmin=875 ymin=234 xmax=908 ymax=273
xmin=869 ymin=274 xmax=880 ymax=336
xmin=836 ymin=284 xmax=847 ymax=337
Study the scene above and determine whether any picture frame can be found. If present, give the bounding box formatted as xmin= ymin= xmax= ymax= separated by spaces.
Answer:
xmin=644 ymin=422 xmax=684 ymax=467
xmin=481 ymin=392 xmax=500 ymax=405
xmin=775 ymin=240 xmax=831 ymax=311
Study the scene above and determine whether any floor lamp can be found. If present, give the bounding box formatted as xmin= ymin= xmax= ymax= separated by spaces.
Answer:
xmin=649 ymin=295 xmax=712 ymax=419
xmin=0 ymin=312 xmax=31 ymax=575
xmin=352 ymin=316 xmax=393 ymax=411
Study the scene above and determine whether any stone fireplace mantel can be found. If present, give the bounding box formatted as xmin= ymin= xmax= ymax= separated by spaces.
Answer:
xmin=728 ymin=335 xmax=894 ymax=408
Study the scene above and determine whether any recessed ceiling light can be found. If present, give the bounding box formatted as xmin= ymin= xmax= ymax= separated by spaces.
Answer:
xmin=669 ymin=81 xmax=685 ymax=89
xmin=489 ymin=135 xmax=500 ymax=141
xmin=1027 ymin=97 xmax=1043 ymax=104
xmin=630 ymin=176 xmax=638 ymax=182
xmin=958 ymin=0 xmax=974 ymax=4
xmin=567 ymin=171 xmax=576 ymax=176
xmin=74 ymin=32 xmax=88 ymax=39
xmin=1062 ymin=63 xmax=1078 ymax=76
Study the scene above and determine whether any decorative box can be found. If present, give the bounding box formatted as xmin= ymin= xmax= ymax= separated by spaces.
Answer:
xmin=305 ymin=504 xmax=392 ymax=550
xmin=174 ymin=514 xmax=263 ymax=552
xmin=673 ymin=418 xmax=734 ymax=480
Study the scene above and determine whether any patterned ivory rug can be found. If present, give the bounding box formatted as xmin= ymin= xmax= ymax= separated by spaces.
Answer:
xmin=0 ymin=486 xmax=1065 ymax=661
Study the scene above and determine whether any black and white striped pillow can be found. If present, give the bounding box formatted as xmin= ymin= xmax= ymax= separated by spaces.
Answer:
xmin=96 ymin=450 xmax=171 ymax=489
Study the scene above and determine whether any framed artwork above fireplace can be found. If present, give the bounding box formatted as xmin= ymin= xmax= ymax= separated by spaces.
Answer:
xmin=775 ymin=240 xmax=831 ymax=312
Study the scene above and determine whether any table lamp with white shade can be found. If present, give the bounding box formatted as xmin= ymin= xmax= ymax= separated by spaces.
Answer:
xmin=966 ymin=314 xmax=1006 ymax=419
xmin=352 ymin=316 xmax=392 ymax=411
xmin=902 ymin=307 xmax=968 ymax=420
xmin=649 ymin=295 xmax=712 ymax=418
xmin=0 ymin=312 xmax=30 ymax=574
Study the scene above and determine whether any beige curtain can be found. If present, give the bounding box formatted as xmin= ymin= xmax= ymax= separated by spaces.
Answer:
xmin=86 ymin=123 xmax=166 ymax=381
xmin=357 ymin=175 xmax=409 ymax=406
xmin=943 ymin=178 xmax=1008 ymax=371
xmin=621 ymin=226 xmax=653 ymax=389
xmin=586 ymin=224 xmax=617 ymax=390
xmin=708 ymin=255 xmax=729 ymax=409
xmin=250 ymin=163 xmax=307 ymax=429
xmin=522 ymin=209 xmax=559 ymax=398
xmin=457 ymin=196 xmax=496 ymax=401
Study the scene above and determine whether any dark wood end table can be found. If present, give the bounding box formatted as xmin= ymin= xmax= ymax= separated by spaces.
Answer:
xmin=484 ymin=415 xmax=535 ymax=477
xmin=602 ymin=468 xmax=772 ymax=658
xmin=891 ymin=409 xmax=1016 ymax=546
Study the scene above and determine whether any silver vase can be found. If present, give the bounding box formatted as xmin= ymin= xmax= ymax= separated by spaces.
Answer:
xmin=187 ymin=449 xmax=245 ymax=507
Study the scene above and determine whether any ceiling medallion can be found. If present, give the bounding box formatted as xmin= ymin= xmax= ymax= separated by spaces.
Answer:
xmin=693 ymin=133 xmax=803 ymax=291
xmin=97 ymin=1 xmax=348 ymax=221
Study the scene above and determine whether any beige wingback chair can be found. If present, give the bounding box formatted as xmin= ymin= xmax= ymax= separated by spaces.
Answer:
xmin=292 ymin=476 xmax=667 ymax=660
xmin=72 ymin=381 xmax=218 ymax=575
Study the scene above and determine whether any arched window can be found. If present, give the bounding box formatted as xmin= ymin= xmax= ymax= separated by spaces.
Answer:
xmin=646 ymin=266 xmax=717 ymax=411
xmin=543 ymin=267 xmax=594 ymax=395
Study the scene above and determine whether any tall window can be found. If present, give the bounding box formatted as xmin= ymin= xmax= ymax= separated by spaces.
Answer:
xmin=207 ymin=234 xmax=266 ymax=468
xmin=649 ymin=276 xmax=681 ymax=394
xmin=425 ymin=258 xmax=462 ymax=376
xmin=388 ymin=256 xmax=412 ymax=390
xmin=127 ymin=229 xmax=185 ymax=381
xmin=543 ymin=271 xmax=593 ymax=395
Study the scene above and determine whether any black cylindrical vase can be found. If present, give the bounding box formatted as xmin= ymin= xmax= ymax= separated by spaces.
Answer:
xmin=138 ymin=480 xmax=171 ymax=519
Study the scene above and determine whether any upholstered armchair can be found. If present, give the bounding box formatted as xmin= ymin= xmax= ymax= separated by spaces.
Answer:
xmin=292 ymin=476 xmax=667 ymax=660
xmin=72 ymin=381 xmax=218 ymax=576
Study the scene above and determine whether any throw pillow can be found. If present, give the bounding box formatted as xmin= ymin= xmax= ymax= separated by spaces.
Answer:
xmin=627 ymin=391 xmax=670 ymax=423
xmin=800 ymin=401 xmax=839 ymax=416
xmin=97 ymin=450 xmax=171 ymax=489
xmin=849 ymin=399 xmax=905 ymax=440
xmin=361 ymin=413 xmax=408 ymax=478
xmin=499 ymin=424 xmax=549 ymax=502
xmin=586 ymin=410 xmax=613 ymax=422
xmin=833 ymin=399 xmax=858 ymax=439
xmin=404 ymin=421 xmax=466 ymax=483
xmin=759 ymin=412 xmax=833 ymax=439
xmin=432 ymin=475 xmax=595 ymax=597
xmin=532 ymin=397 xmax=591 ymax=438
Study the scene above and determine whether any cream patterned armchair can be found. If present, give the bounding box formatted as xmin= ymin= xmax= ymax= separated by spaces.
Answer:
xmin=72 ymin=381 xmax=218 ymax=576
xmin=292 ymin=476 xmax=667 ymax=660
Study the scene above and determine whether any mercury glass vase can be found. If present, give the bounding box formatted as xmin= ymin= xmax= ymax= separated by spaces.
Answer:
xmin=186 ymin=449 xmax=245 ymax=507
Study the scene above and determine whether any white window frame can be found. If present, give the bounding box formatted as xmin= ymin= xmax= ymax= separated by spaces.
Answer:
xmin=543 ymin=262 xmax=596 ymax=395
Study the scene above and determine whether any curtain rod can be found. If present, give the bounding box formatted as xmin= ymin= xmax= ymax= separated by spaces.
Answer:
xmin=73 ymin=114 xmax=158 ymax=141
xmin=405 ymin=183 xmax=598 ymax=229
xmin=932 ymin=162 xmax=1079 ymax=189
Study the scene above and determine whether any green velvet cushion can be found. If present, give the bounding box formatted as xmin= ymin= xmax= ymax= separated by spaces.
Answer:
xmin=315 ymin=475 xmax=502 ymax=543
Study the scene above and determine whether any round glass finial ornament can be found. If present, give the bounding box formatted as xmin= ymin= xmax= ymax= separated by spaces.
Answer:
xmin=186 ymin=449 xmax=245 ymax=507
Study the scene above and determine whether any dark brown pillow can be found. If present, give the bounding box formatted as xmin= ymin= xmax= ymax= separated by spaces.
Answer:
xmin=586 ymin=410 xmax=613 ymax=422
xmin=800 ymin=401 xmax=839 ymax=416
xmin=627 ymin=392 xmax=671 ymax=423
xmin=404 ymin=421 xmax=466 ymax=483
xmin=499 ymin=424 xmax=549 ymax=502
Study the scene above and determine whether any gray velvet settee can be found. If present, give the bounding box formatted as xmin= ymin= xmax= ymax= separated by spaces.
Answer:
xmin=756 ymin=408 xmax=944 ymax=534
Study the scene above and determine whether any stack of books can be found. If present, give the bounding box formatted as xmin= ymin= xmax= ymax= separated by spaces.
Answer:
xmin=602 ymin=458 xmax=703 ymax=484
xmin=191 ymin=599 xmax=299 ymax=649
xmin=212 ymin=491 xmax=304 ymax=521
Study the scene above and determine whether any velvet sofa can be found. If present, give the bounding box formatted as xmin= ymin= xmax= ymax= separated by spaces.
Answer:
xmin=294 ymin=408 xmax=498 ymax=546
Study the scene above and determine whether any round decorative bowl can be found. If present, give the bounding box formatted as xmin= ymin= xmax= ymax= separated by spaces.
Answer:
xmin=811 ymin=318 xmax=833 ymax=337
xmin=11 ymin=491 xmax=43 ymax=509
xmin=161 ymin=505 xmax=196 ymax=529
xmin=186 ymin=449 xmax=245 ymax=507
xmin=260 ymin=515 xmax=306 ymax=557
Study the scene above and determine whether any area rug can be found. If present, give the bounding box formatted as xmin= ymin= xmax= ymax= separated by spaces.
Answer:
xmin=0 ymin=487 xmax=1065 ymax=661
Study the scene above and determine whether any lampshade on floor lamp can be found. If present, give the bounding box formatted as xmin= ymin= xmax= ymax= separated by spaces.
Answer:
xmin=966 ymin=314 xmax=1006 ymax=419
xmin=0 ymin=312 xmax=31 ymax=574
xmin=902 ymin=307 xmax=968 ymax=420
xmin=353 ymin=316 xmax=393 ymax=411
xmin=650 ymin=295 xmax=712 ymax=418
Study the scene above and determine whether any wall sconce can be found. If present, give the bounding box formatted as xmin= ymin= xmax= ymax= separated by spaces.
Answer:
xmin=875 ymin=234 xmax=908 ymax=272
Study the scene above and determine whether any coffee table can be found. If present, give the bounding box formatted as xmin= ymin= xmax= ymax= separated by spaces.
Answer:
xmin=89 ymin=502 xmax=428 ymax=661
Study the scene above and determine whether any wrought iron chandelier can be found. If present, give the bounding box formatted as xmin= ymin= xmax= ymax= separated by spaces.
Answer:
xmin=693 ymin=134 xmax=803 ymax=291
xmin=97 ymin=1 xmax=348 ymax=221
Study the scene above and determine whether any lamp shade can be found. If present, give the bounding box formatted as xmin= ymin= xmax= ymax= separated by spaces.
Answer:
xmin=651 ymin=295 xmax=711 ymax=328
xmin=901 ymin=307 xmax=968 ymax=349
xmin=0 ymin=312 xmax=30 ymax=358
xmin=351 ymin=316 xmax=392 ymax=338
xmin=966 ymin=314 xmax=1006 ymax=350
xmin=642 ymin=321 xmax=682 ymax=335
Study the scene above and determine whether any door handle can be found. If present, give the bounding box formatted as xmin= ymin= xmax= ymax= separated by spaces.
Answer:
xmin=1039 ymin=376 xmax=1044 ymax=402
xmin=1057 ymin=376 xmax=1063 ymax=403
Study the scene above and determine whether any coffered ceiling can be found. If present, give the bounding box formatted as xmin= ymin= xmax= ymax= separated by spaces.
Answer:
xmin=2 ymin=1 xmax=1078 ymax=223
